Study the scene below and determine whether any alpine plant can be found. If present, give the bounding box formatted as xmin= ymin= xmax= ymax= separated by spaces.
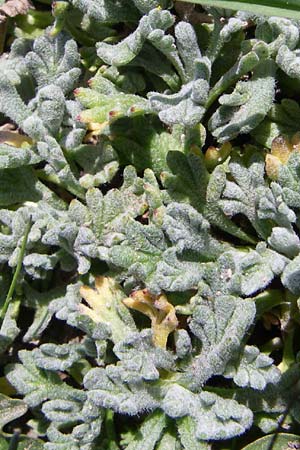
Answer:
xmin=0 ymin=0 xmax=300 ymax=449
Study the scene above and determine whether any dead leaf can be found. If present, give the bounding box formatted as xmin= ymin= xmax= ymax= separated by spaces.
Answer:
xmin=123 ymin=289 xmax=178 ymax=349
xmin=0 ymin=0 xmax=32 ymax=23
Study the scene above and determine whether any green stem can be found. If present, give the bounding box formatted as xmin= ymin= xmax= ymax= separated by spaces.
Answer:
xmin=8 ymin=432 xmax=19 ymax=450
xmin=254 ymin=289 xmax=284 ymax=318
xmin=105 ymin=410 xmax=117 ymax=444
xmin=0 ymin=219 xmax=32 ymax=321
xmin=279 ymin=326 xmax=296 ymax=373
xmin=36 ymin=169 xmax=85 ymax=200
xmin=0 ymin=20 xmax=8 ymax=55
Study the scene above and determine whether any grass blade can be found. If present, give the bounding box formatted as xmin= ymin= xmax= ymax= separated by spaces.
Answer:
xmin=177 ymin=0 xmax=300 ymax=20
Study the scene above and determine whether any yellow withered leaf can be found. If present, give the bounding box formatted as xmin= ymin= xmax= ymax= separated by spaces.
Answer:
xmin=79 ymin=276 xmax=135 ymax=343
xmin=266 ymin=133 xmax=300 ymax=180
xmin=123 ymin=289 xmax=178 ymax=349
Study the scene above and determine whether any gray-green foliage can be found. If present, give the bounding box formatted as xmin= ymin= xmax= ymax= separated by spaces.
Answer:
xmin=1 ymin=1 xmax=300 ymax=449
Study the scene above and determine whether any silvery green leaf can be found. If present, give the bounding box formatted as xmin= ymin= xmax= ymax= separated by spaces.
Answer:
xmin=162 ymin=385 xmax=253 ymax=440
xmin=23 ymin=252 xmax=60 ymax=279
xmin=5 ymin=350 xmax=84 ymax=408
xmin=125 ymin=411 xmax=167 ymax=450
xmin=35 ymin=85 xmax=65 ymax=136
xmin=111 ymin=119 xmax=185 ymax=175
xmin=23 ymin=285 xmax=66 ymax=342
xmin=162 ymin=202 xmax=225 ymax=259
xmin=268 ymin=227 xmax=300 ymax=258
xmin=155 ymin=430 xmax=178 ymax=450
xmin=277 ymin=151 xmax=300 ymax=209
xmin=69 ymin=140 xmax=119 ymax=188
xmin=186 ymin=295 xmax=256 ymax=389
xmin=212 ymin=244 xmax=287 ymax=297
xmin=281 ymin=254 xmax=300 ymax=295
xmin=133 ymin=0 xmax=171 ymax=14
xmin=107 ymin=219 xmax=167 ymax=289
xmin=130 ymin=43 xmax=180 ymax=90
xmin=208 ymin=40 xmax=269 ymax=110
xmin=277 ymin=45 xmax=300 ymax=81
xmin=113 ymin=330 xmax=175 ymax=382
xmin=0 ymin=73 xmax=29 ymax=124
xmin=44 ymin=401 xmax=102 ymax=450
xmin=253 ymin=99 xmax=300 ymax=148
xmin=0 ymin=144 xmax=41 ymax=169
xmin=162 ymin=152 xmax=252 ymax=242
xmin=0 ymin=393 xmax=28 ymax=431
xmin=148 ymin=58 xmax=211 ymax=127
xmin=84 ymin=365 xmax=159 ymax=415
xmin=235 ymin=363 xmax=300 ymax=419
xmin=206 ymin=13 xmax=247 ymax=63
xmin=25 ymin=32 xmax=81 ymax=93
xmin=154 ymin=247 xmax=203 ymax=292
xmin=255 ymin=17 xmax=299 ymax=54
xmin=32 ymin=343 xmax=84 ymax=371
xmin=177 ymin=416 xmax=210 ymax=450
xmin=161 ymin=152 xmax=208 ymax=211
xmin=42 ymin=398 xmax=84 ymax=423
xmin=84 ymin=167 xmax=148 ymax=244
xmin=96 ymin=9 xmax=174 ymax=66
xmin=174 ymin=330 xmax=192 ymax=359
xmin=219 ymin=153 xmax=273 ymax=239
xmin=36 ymin=136 xmax=85 ymax=199
xmin=209 ymin=60 xmax=276 ymax=142
xmin=257 ymin=182 xmax=296 ymax=229
xmin=0 ymin=302 xmax=20 ymax=354
xmin=69 ymin=0 xmax=139 ymax=23
xmin=223 ymin=345 xmax=281 ymax=390
xmin=0 ymin=167 xmax=42 ymax=207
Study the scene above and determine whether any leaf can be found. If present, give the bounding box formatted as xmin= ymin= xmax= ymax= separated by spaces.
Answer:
xmin=281 ymin=254 xmax=300 ymax=295
xmin=209 ymin=60 xmax=276 ymax=143
xmin=77 ymin=90 xmax=149 ymax=126
xmin=223 ymin=345 xmax=281 ymax=390
xmin=84 ymin=365 xmax=159 ymax=415
xmin=113 ymin=330 xmax=175 ymax=383
xmin=177 ymin=416 xmax=211 ymax=450
xmin=162 ymin=385 xmax=253 ymax=440
xmin=0 ymin=302 xmax=20 ymax=354
xmin=148 ymin=58 xmax=211 ymax=127
xmin=96 ymin=9 xmax=175 ymax=67
xmin=107 ymin=218 xmax=167 ymax=289
xmin=242 ymin=433 xmax=300 ymax=450
xmin=69 ymin=0 xmax=139 ymax=24
xmin=0 ymin=144 xmax=41 ymax=169
xmin=25 ymin=31 xmax=81 ymax=92
xmin=178 ymin=0 xmax=300 ymax=20
xmin=79 ymin=276 xmax=136 ymax=343
xmin=5 ymin=350 xmax=83 ymax=408
xmin=32 ymin=343 xmax=84 ymax=372
xmin=0 ymin=393 xmax=27 ymax=430
xmin=0 ymin=167 xmax=42 ymax=206
xmin=125 ymin=411 xmax=167 ymax=450
xmin=123 ymin=290 xmax=178 ymax=349
xmin=186 ymin=295 xmax=256 ymax=389
xmin=0 ymin=0 xmax=31 ymax=22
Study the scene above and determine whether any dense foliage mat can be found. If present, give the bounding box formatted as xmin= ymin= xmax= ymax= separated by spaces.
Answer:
xmin=0 ymin=0 xmax=300 ymax=448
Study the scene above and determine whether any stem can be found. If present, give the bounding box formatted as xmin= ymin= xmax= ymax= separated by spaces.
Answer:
xmin=36 ymin=169 xmax=85 ymax=200
xmin=0 ymin=219 xmax=31 ymax=321
xmin=105 ymin=410 xmax=116 ymax=441
xmin=8 ymin=432 xmax=20 ymax=450
xmin=279 ymin=326 xmax=295 ymax=373
xmin=0 ymin=20 xmax=8 ymax=55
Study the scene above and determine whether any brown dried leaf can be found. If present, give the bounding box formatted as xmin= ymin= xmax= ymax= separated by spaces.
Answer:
xmin=0 ymin=0 xmax=32 ymax=23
